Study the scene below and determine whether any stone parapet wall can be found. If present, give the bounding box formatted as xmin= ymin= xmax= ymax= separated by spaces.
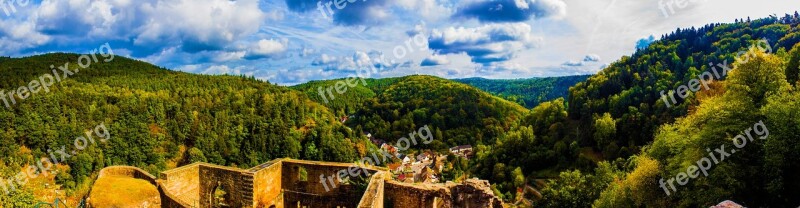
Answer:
xmin=97 ymin=159 xmax=502 ymax=208
xmin=157 ymin=180 xmax=196 ymax=208
xmin=97 ymin=166 xmax=157 ymax=185
xmin=358 ymin=172 xmax=387 ymax=208
xmin=252 ymin=161 xmax=282 ymax=207
xmin=385 ymin=181 xmax=451 ymax=207
xmin=384 ymin=179 xmax=503 ymax=208
xmin=159 ymin=163 xmax=201 ymax=207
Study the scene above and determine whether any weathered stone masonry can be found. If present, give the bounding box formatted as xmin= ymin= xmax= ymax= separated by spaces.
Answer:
xmin=101 ymin=158 xmax=502 ymax=208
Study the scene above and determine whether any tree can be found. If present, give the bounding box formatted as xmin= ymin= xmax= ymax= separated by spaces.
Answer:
xmin=188 ymin=147 xmax=207 ymax=163
xmin=512 ymin=167 xmax=525 ymax=188
xmin=760 ymin=91 xmax=800 ymax=206
xmin=524 ymin=98 xmax=568 ymax=139
xmin=304 ymin=142 xmax=319 ymax=161
xmin=536 ymin=167 xmax=618 ymax=208
xmin=727 ymin=50 xmax=791 ymax=106
xmin=0 ymin=189 xmax=36 ymax=208
xmin=493 ymin=163 xmax=507 ymax=182
xmin=785 ymin=43 xmax=800 ymax=85
xmin=593 ymin=113 xmax=617 ymax=148
xmin=593 ymin=157 xmax=663 ymax=207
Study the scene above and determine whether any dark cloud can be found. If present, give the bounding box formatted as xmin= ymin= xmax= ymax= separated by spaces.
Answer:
xmin=284 ymin=0 xmax=319 ymax=12
xmin=182 ymin=40 xmax=226 ymax=53
xmin=583 ymin=54 xmax=600 ymax=62
xmin=421 ymin=55 xmax=450 ymax=66
xmin=428 ymin=23 xmax=538 ymax=65
xmin=473 ymin=55 xmax=513 ymax=64
xmin=332 ymin=0 xmax=391 ymax=26
xmin=453 ymin=0 xmax=566 ymax=23
xmin=286 ymin=0 xmax=392 ymax=26
xmin=561 ymin=60 xmax=583 ymax=67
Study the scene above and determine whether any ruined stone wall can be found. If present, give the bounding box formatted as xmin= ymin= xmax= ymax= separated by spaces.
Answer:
xmin=197 ymin=164 xmax=248 ymax=208
xmin=103 ymin=159 xmax=502 ymax=208
xmin=384 ymin=179 xmax=503 ymax=208
xmin=281 ymin=160 xmax=380 ymax=208
xmin=357 ymin=172 xmax=387 ymax=208
xmin=158 ymin=180 xmax=195 ymax=208
xmin=384 ymin=181 xmax=450 ymax=208
xmin=252 ymin=161 xmax=282 ymax=208
xmin=159 ymin=163 xmax=201 ymax=206
xmin=97 ymin=166 xmax=157 ymax=185
xmin=448 ymin=180 xmax=504 ymax=208
xmin=281 ymin=160 xmax=378 ymax=194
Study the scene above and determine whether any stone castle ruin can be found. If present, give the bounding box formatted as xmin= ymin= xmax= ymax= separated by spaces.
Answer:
xmin=93 ymin=158 xmax=503 ymax=208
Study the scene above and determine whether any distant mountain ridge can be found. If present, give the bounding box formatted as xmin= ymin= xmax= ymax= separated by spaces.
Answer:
xmin=453 ymin=75 xmax=591 ymax=108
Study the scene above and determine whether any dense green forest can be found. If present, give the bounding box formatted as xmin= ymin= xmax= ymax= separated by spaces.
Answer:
xmin=531 ymin=13 xmax=800 ymax=207
xmin=0 ymin=54 xmax=371 ymax=204
xmin=568 ymin=14 xmax=800 ymax=159
xmin=454 ymin=76 xmax=590 ymax=108
xmin=291 ymin=75 xmax=586 ymax=115
xmin=290 ymin=77 xmax=403 ymax=117
xmin=345 ymin=75 xmax=529 ymax=149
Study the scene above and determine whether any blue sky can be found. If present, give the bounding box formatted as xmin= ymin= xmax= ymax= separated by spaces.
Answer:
xmin=1 ymin=0 xmax=799 ymax=85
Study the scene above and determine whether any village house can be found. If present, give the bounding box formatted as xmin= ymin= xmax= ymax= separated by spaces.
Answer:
xmin=416 ymin=152 xmax=431 ymax=162
xmin=449 ymin=145 xmax=474 ymax=159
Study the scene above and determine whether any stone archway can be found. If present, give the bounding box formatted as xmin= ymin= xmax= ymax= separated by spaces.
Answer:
xmin=210 ymin=181 xmax=232 ymax=207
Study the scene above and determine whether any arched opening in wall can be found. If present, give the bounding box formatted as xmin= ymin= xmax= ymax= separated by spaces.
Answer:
xmin=298 ymin=166 xmax=308 ymax=182
xmin=296 ymin=201 xmax=310 ymax=208
xmin=433 ymin=197 xmax=445 ymax=208
xmin=211 ymin=182 xmax=231 ymax=207
xmin=384 ymin=196 xmax=395 ymax=208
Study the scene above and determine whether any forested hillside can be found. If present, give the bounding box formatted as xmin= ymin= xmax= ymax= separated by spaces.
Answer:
xmin=530 ymin=13 xmax=800 ymax=207
xmin=568 ymin=14 xmax=800 ymax=158
xmin=455 ymin=76 xmax=590 ymax=108
xmin=292 ymin=75 xmax=587 ymax=115
xmin=346 ymin=75 xmax=529 ymax=150
xmin=0 ymin=54 xmax=369 ymax=204
xmin=290 ymin=77 xmax=403 ymax=116
xmin=294 ymin=75 xmax=579 ymax=199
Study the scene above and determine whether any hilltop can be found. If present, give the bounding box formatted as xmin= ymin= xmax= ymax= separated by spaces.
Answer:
xmin=345 ymin=75 xmax=529 ymax=149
